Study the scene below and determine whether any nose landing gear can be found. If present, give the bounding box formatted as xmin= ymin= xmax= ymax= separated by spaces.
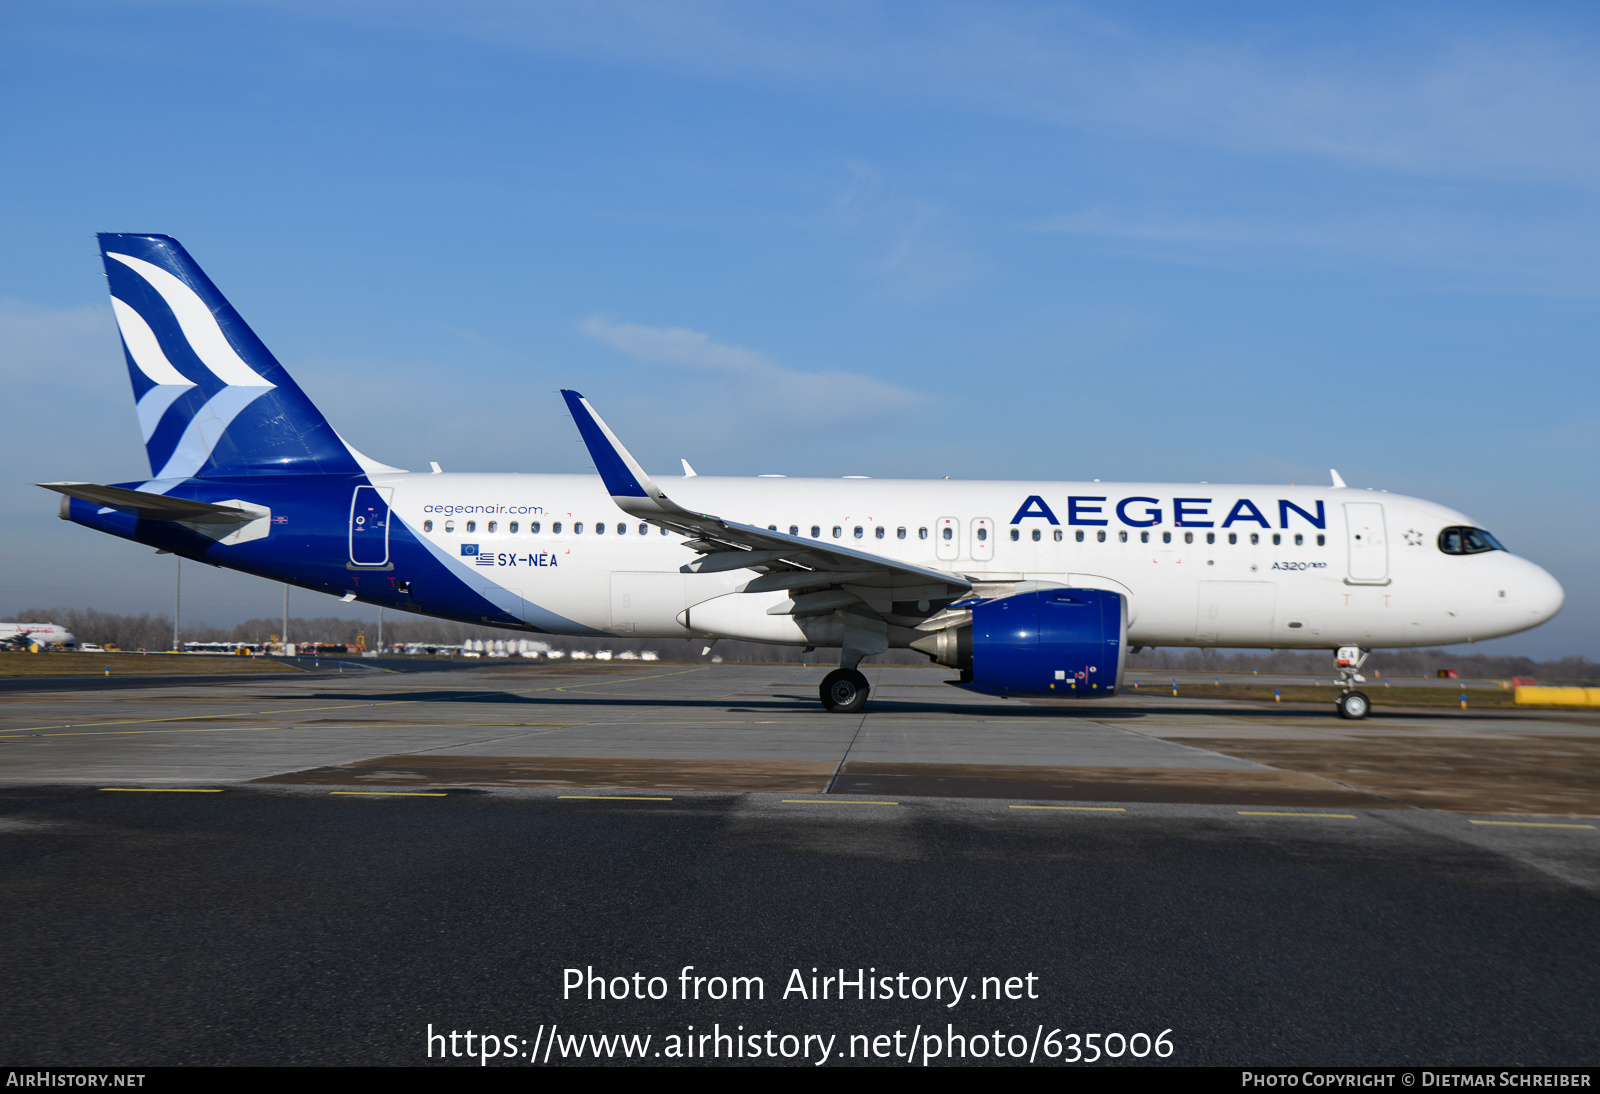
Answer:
xmin=1334 ymin=646 xmax=1371 ymax=720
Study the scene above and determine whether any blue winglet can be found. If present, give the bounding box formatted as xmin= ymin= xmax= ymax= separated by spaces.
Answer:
xmin=560 ymin=390 xmax=651 ymax=498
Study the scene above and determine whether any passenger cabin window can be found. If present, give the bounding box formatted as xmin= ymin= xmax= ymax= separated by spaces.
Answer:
xmin=942 ymin=527 xmax=953 ymax=541
xmin=1162 ymin=531 xmax=1172 ymax=544
xmin=575 ymin=522 xmax=584 ymax=534
xmin=617 ymin=522 xmax=626 ymax=535
xmin=552 ymin=522 xmax=562 ymax=534
xmin=445 ymin=521 xmax=455 ymax=533
xmin=1140 ymin=532 xmax=1149 ymax=544
xmin=1294 ymin=533 xmax=1303 ymax=546
xmin=1010 ymin=528 xmax=1020 ymax=541
xmin=812 ymin=525 xmax=821 ymax=538
xmin=509 ymin=521 xmax=518 ymax=533
xmin=1054 ymin=529 xmax=1064 ymax=542
xmin=487 ymin=521 xmax=497 ymax=533
xmin=1183 ymin=532 xmax=1193 ymax=544
xmin=790 ymin=525 xmax=799 ymax=536
xmin=1206 ymin=532 xmax=1214 ymax=544
xmin=919 ymin=527 xmax=928 ymax=540
xmin=1074 ymin=530 xmax=1083 ymax=542
xmin=1097 ymin=530 xmax=1106 ymax=542
xmin=1438 ymin=527 xmax=1505 ymax=555
xmin=1272 ymin=533 xmax=1281 ymax=545
xmin=1250 ymin=533 xmax=1259 ymax=545
xmin=531 ymin=522 xmax=541 ymax=534
xmin=640 ymin=523 xmax=649 ymax=535
xmin=466 ymin=521 xmax=476 ymax=533
xmin=976 ymin=527 xmax=987 ymax=542
xmin=1033 ymin=529 xmax=1042 ymax=542
xmin=1316 ymin=534 xmax=1325 ymax=546
xmin=596 ymin=522 xmax=606 ymax=534
xmin=1118 ymin=531 xmax=1127 ymax=543
xmin=897 ymin=527 xmax=906 ymax=539
xmin=423 ymin=520 xmax=433 ymax=532
xmin=853 ymin=526 xmax=863 ymax=539
xmin=876 ymin=526 xmax=885 ymax=539
xmin=833 ymin=526 xmax=842 ymax=539
xmin=1227 ymin=533 xmax=1236 ymax=545
xmin=768 ymin=524 xmax=777 ymax=531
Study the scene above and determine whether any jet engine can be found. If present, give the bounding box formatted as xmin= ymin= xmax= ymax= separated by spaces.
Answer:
xmin=910 ymin=588 xmax=1126 ymax=698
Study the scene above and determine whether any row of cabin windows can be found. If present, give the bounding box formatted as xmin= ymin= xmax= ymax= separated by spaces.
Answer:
xmin=769 ymin=525 xmax=931 ymax=540
xmin=421 ymin=519 xmax=666 ymax=536
xmin=1011 ymin=528 xmax=1326 ymax=546
xmin=419 ymin=518 xmax=1323 ymax=548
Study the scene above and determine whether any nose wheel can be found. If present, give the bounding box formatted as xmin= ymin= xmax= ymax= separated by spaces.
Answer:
xmin=820 ymin=668 xmax=870 ymax=713
xmin=1333 ymin=646 xmax=1372 ymax=720
xmin=1336 ymin=689 xmax=1371 ymax=720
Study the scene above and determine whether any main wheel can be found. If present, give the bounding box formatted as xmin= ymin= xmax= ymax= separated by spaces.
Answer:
xmin=820 ymin=668 xmax=870 ymax=713
xmin=1336 ymin=690 xmax=1371 ymax=720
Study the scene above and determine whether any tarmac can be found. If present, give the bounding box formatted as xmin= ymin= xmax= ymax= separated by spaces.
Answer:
xmin=3 ymin=660 xmax=1597 ymax=1065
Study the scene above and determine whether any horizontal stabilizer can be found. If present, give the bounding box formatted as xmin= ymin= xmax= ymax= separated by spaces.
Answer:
xmin=38 ymin=482 xmax=258 ymax=522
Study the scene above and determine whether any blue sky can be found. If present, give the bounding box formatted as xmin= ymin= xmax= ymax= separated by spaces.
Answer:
xmin=1 ymin=1 xmax=1595 ymax=657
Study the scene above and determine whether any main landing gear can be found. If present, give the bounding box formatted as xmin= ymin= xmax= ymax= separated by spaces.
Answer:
xmin=820 ymin=668 xmax=870 ymax=714
xmin=1334 ymin=646 xmax=1371 ymax=720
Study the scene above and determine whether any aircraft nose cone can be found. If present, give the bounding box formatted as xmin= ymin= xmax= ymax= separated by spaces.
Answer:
xmin=1522 ymin=558 xmax=1565 ymax=625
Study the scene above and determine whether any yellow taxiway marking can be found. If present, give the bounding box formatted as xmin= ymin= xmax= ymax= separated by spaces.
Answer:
xmin=782 ymin=799 xmax=898 ymax=805
xmin=1237 ymin=811 xmax=1357 ymax=819
xmin=1010 ymin=805 xmax=1126 ymax=812
xmin=99 ymin=787 xmax=223 ymax=793
xmin=1469 ymin=820 xmax=1595 ymax=829
xmin=329 ymin=791 xmax=449 ymax=797
xmin=558 ymin=795 xmax=673 ymax=801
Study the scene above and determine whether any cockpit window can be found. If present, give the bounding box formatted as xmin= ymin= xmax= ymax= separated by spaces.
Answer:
xmin=1439 ymin=526 xmax=1504 ymax=555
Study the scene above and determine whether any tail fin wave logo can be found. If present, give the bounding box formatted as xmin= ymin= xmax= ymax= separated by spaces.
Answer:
xmin=97 ymin=233 xmax=364 ymax=483
xmin=106 ymin=251 xmax=275 ymax=482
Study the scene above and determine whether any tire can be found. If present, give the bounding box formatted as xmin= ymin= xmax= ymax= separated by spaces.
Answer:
xmin=1336 ymin=690 xmax=1371 ymax=720
xmin=820 ymin=668 xmax=870 ymax=713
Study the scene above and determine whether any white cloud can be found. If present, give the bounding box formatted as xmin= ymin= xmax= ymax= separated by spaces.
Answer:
xmin=579 ymin=315 xmax=923 ymax=418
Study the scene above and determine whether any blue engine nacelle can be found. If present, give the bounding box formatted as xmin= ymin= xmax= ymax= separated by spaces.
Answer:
xmin=915 ymin=588 xmax=1127 ymax=698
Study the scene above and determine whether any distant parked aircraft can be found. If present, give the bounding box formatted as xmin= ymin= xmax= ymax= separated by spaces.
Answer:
xmin=0 ymin=623 xmax=76 ymax=649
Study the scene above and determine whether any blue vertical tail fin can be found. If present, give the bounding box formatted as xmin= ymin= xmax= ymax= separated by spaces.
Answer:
xmin=98 ymin=233 xmax=366 ymax=480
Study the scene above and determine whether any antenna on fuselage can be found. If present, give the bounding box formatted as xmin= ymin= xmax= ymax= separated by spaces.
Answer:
xmin=1330 ymin=469 xmax=1347 ymax=489
xmin=681 ymin=459 xmax=697 ymax=478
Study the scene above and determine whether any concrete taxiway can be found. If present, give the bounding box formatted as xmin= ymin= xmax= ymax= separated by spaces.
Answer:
xmin=2 ymin=661 xmax=1596 ymax=816
xmin=3 ymin=661 xmax=1597 ymax=1065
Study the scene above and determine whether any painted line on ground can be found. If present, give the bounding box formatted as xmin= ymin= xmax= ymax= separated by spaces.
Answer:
xmin=329 ymin=791 xmax=449 ymax=797
xmin=1237 ymin=811 xmax=1357 ymax=819
xmin=1469 ymin=820 xmax=1595 ymax=829
xmin=1010 ymin=805 xmax=1126 ymax=812
xmin=557 ymin=795 xmax=673 ymax=801
xmin=98 ymin=787 xmax=223 ymax=793
xmin=783 ymin=799 xmax=897 ymax=805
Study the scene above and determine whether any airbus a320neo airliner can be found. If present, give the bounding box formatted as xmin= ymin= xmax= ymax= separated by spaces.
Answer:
xmin=41 ymin=235 xmax=1564 ymax=718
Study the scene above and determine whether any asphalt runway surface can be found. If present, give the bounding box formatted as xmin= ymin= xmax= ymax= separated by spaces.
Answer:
xmin=2 ymin=661 xmax=1597 ymax=1066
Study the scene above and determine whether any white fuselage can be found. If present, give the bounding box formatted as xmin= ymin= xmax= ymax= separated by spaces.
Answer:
xmin=379 ymin=472 xmax=1563 ymax=650
xmin=0 ymin=623 xmax=76 ymax=647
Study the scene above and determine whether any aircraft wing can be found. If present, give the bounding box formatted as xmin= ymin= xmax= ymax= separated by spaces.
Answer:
xmin=560 ymin=390 xmax=971 ymax=597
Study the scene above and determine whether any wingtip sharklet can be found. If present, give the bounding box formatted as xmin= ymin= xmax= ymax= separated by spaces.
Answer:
xmin=559 ymin=389 xmax=653 ymax=500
